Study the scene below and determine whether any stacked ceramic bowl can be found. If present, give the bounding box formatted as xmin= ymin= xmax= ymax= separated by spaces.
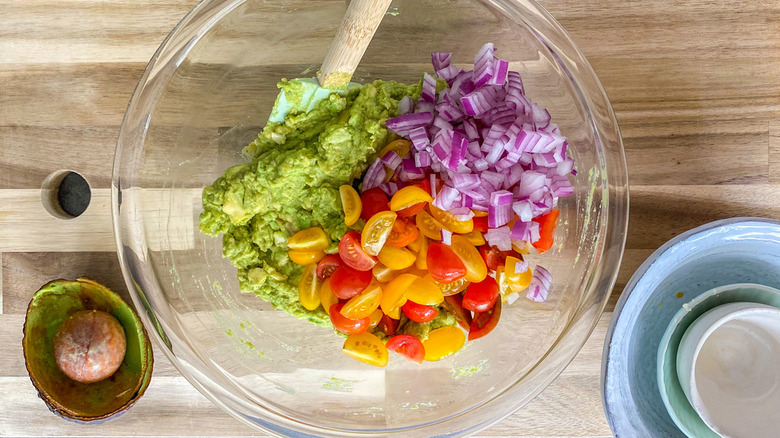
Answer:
xmin=603 ymin=218 xmax=780 ymax=438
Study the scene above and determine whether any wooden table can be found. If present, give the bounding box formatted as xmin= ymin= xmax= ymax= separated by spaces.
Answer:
xmin=1 ymin=0 xmax=778 ymax=436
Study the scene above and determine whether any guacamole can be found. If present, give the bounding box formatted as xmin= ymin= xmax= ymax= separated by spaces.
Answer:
xmin=200 ymin=79 xmax=419 ymax=326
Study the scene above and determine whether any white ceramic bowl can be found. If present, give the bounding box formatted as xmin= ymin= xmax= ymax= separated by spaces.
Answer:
xmin=677 ymin=301 xmax=780 ymax=438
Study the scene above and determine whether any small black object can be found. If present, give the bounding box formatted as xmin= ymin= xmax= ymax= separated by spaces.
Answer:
xmin=57 ymin=172 xmax=91 ymax=217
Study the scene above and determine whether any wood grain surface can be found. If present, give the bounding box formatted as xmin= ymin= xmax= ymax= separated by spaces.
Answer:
xmin=1 ymin=0 xmax=779 ymax=436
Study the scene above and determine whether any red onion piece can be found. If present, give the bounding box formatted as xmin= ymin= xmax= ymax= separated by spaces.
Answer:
xmin=362 ymin=158 xmax=386 ymax=192
xmin=485 ymin=225 xmax=511 ymax=251
xmin=527 ymin=265 xmax=552 ymax=302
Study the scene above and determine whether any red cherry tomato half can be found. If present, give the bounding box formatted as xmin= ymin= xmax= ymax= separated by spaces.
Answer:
xmin=329 ymin=303 xmax=370 ymax=335
xmin=441 ymin=294 xmax=472 ymax=332
xmin=385 ymin=218 xmax=420 ymax=247
xmin=396 ymin=202 xmax=426 ymax=218
xmin=385 ymin=334 xmax=425 ymax=364
xmin=479 ymin=245 xmax=510 ymax=272
xmin=468 ymin=299 xmax=502 ymax=341
xmin=329 ymin=265 xmax=372 ymax=300
xmin=532 ymin=209 xmax=560 ymax=253
xmin=427 ymin=242 xmax=467 ymax=284
xmin=316 ymin=254 xmax=342 ymax=279
xmin=378 ymin=314 xmax=399 ymax=336
xmin=473 ymin=216 xmax=489 ymax=233
xmin=462 ymin=277 xmax=500 ymax=313
xmin=418 ymin=178 xmax=431 ymax=196
xmin=402 ymin=300 xmax=439 ymax=323
xmin=360 ymin=187 xmax=390 ymax=222
xmin=338 ymin=231 xmax=377 ymax=271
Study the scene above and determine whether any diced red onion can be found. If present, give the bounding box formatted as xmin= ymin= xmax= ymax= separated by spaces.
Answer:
xmin=485 ymin=225 xmax=511 ymax=251
xmin=556 ymin=157 xmax=575 ymax=176
xmin=512 ymin=199 xmax=534 ymax=222
xmin=415 ymin=150 xmax=431 ymax=167
xmin=436 ymin=65 xmax=460 ymax=81
xmin=378 ymin=181 xmax=400 ymax=196
xmin=488 ymin=190 xmax=513 ymax=228
xmin=451 ymin=173 xmax=480 ymax=190
xmin=450 ymin=207 xmax=475 ymax=221
xmin=400 ymin=158 xmax=425 ymax=182
xmin=527 ymin=265 xmax=551 ymax=302
xmin=362 ymin=158 xmax=386 ymax=192
xmin=510 ymin=258 xmax=529 ymax=274
xmin=386 ymin=112 xmax=433 ymax=135
xmin=433 ymin=116 xmax=454 ymax=132
xmin=398 ymin=96 xmax=414 ymax=115
xmin=510 ymin=219 xmax=540 ymax=243
xmin=447 ymin=132 xmax=468 ymax=171
xmin=488 ymin=59 xmax=509 ymax=86
xmin=409 ymin=126 xmax=430 ymax=151
xmin=433 ymin=185 xmax=460 ymax=210
xmin=472 ymin=43 xmax=495 ymax=88
xmin=417 ymin=101 xmax=435 ymax=114
xmin=441 ymin=229 xmax=452 ymax=245
xmin=381 ymin=151 xmax=402 ymax=170
xmin=431 ymin=52 xmax=452 ymax=71
xmin=421 ymin=72 xmax=438 ymax=103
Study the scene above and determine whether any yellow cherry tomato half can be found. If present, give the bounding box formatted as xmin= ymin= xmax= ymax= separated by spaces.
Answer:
xmin=378 ymin=139 xmax=411 ymax=161
xmin=339 ymin=185 xmax=362 ymax=227
xmin=287 ymin=227 xmax=329 ymax=251
xmin=426 ymin=274 xmax=469 ymax=296
xmin=341 ymin=282 xmax=383 ymax=319
xmin=415 ymin=235 xmax=429 ymax=270
xmin=415 ymin=209 xmax=447 ymax=241
xmin=377 ymin=245 xmax=416 ymax=270
xmin=372 ymin=263 xmax=397 ymax=283
xmin=449 ymin=235 xmax=488 ymax=283
xmin=390 ymin=186 xmax=433 ymax=212
xmin=380 ymin=273 xmax=418 ymax=315
xmin=512 ymin=239 xmax=532 ymax=254
xmin=320 ymin=278 xmax=338 ymax=311
xmin=504 ymin=256 xmax=533 ymax=292
xmin=429 ymin=205 xmax=474 ymax=234
xmin=405 ymin=276 xmax=444 ymax=306
xmin=472 ymin=210 xmax=489 ymax=217
xmin=408 ymin=231 xmax=424 ymax=253
xmin=288 ymin=249 xmax=326 ymax=266
xmin=361 ymin=211 xmax=397 ymax=256
xmin=423 ymin=326 xmax=466 ymax=361
xmin=343 ymin=332 xmax=388 ymax=367
xmin=368 ymin=308 xmax=384 ymax=329
xmin=462 ymin=229 xmax=486 ymax=246
xmin=298 ymin=264 xmax=321 ymax=311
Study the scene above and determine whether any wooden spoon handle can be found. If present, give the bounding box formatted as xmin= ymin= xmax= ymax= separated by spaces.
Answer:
xmin=317 ymin=0 xmax=393 ymax=89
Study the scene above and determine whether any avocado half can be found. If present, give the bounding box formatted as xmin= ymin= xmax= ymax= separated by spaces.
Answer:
xmin=22 ymin=278 xmax=153 ymax=422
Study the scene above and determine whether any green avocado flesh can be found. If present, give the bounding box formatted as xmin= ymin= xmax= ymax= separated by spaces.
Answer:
xmin=199 ymin=78 xmax=458 ymax=338
xmin=22 ymin=278 xmax=152 ymax=421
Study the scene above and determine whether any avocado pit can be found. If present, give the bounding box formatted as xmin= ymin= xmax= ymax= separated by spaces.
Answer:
xmin=54 ymin=309 xmax=127 ymax=384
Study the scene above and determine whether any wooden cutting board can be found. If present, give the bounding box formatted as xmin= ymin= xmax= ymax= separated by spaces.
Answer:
xmin=1 ymin=0 xmax=778 ymax=436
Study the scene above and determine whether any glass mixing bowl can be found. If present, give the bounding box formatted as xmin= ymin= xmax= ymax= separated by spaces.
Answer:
xmin=113 ymin=0 xmax=628 ymax=436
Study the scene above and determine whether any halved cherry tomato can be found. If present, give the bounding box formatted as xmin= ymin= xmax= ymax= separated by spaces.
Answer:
xmin=427 ymin=243 xmax=467 ymax=283
xmin=468 ymin=299 xmax=502 ymax=341
xmin=361 ymin=211 xmax=397 ymax=256
xmin=379 ymin=273 xmax=417 ymax=316
xmin=512 ymin=239 xmax=532 ymax=254
xmin=473 ymin=209 xmax=488 ymax=217
xmin=428 ymin=274 xmax=469 ymax=296
xmin=378 ymin=139 xmax=411 ymax=160
xmin=320 ymin=278 xmax=338 ymax=311
xmin=368 ymin=308 xmax=384 ymax=329
xmin=532 ymin=209 xmax=560 ymax=253
xmin=423 ymin=326 xmax=466 ymax=361
xmin=341 ymin=282 xmax=383 ymax=319
xmin=378 ymin=314 xmax=399 ymax=336
xmin=329 ymin=303 xmax=370 ymax=335
xmin=377 ymin=245 xmax=416 ymax=270
xmin=372 ymin=262 xmax=398 ymax=282
xmin=418 ymin=178 xmax=431 ymax=196
xmin=462 ymin=277 xmax=500 ymax=313
xmin=402 ymin=300 xmax=438 ymax=323
xmin=343 ymin=332 xmax=388 ymax=366
xmin=408 ymin=231 xmax=424 ymax=252
xmin=390 ymin=186 xmax=433 ymax=212
xmin=360 ymin=187 xmax=390 ymax=222
xmin=462 ymin=229 xmax=486 ymax=246
xmin=479 ymin=245 xmax=509 ymax=271
xmin=449 ymin=235 xmax=488 ymax=283
xmin=287 ymin=227 xmax=329 ymax=251
xmin=329 ymin=265 xmax=372 ymax=300
xmin=339 ymin=185 xmax=362 ymax=226
xmin=429 ymin=205 xmax=474 ymax=234
xmin=288 ymin=249 xmax=326 ymax=265
xmin=298 ymin=264 xmax=321 ymax=310
xmin=411 ymin=234 xmax=427 ymax=270
xmin=416 ymin=209 xmax=447 ymax=240
xmin=473 ymin=215 xmax=489 ymax=233
xmin=504 ymin=256 xmax=533 ymax=292
xmin=405 ymin=276 xmax=445 ymax=305
xmin=396 ymin=202 xmax=426 ymax=218
xmin=316 ymin=254 xmax=342 ymax=279
xmin=386 ymin=335 xmax=425 ymax=364
xmin=385 ymin=218 xmax=419 ymax=248
xmin=338 ymin=231 xmax=376 ymax=271
xmin=442 ymin=294 xmax=473 ymax=331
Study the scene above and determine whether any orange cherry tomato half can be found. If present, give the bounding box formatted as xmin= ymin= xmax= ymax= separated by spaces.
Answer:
xmin=462 ymin=277 xmax=500 ymax=313
xmin=442 ymin=294 xmax=473 ymax=332
xmin=402 ymin=300 xmax=438 ymax=323
xmin=418 ymin=178 xmax=432 ymax=196
xmin=473 ymin=215 xmax=489 ymax=233
xmin=449 ymin=235 xmax=488 ymax=283
xmin=338 ymin=231 xmax=376 ymax=271
xmin=360 ymin=187 xmax=390 ymax=222
xmin=329 ymin=303 xmax=370 ymax=335
xmin=385 ymin=334 xmax=425 ymax=364
xmin=385 ymin=218 xmax=419 ymax=248
xmin=396 ymin=202 xmax=426 ymax=218
xmin=468 ymin=299 xmax=502 ymax=341
xmin=316 ymin=254 xmax=342 ymax=280
xmin=426 ymin=242 xmax=467 ymax=284
xmin=329 ymin=265 xmax=372 ymax=300
xmin=532 ymin=209 xmax=560 ymax=253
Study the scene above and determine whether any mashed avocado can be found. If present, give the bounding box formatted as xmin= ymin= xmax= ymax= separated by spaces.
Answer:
xmin=200 ymin=79 xmax=419 ymax=326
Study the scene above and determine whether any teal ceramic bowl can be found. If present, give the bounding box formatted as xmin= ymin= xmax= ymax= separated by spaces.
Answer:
xmin=657 ymin=283 xmax=780 ymax=438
